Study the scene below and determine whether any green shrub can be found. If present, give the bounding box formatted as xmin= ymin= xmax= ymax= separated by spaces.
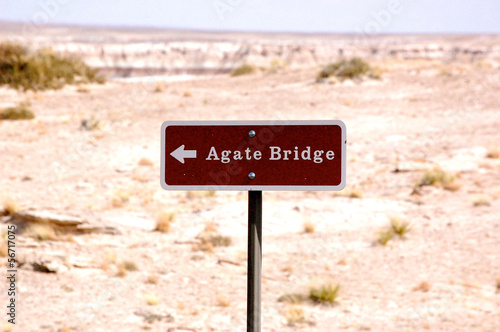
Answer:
xmin=317 ymin=57 xmax=377 ymax=81
xmin=231 ymin=64 xmax=256 ymax=77
xmin=0 ymin=101 xmax=34 ymax=120
xmin=0 ymin=42 xmax=105 ymax=91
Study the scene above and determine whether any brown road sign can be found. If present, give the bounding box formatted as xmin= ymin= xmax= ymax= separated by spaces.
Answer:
xmin=161 ymin=121 xmax=346 ymax=191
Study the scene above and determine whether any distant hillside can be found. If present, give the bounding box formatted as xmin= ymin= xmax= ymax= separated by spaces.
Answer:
xmin=1 ymin=21 xmax=499 ymax=77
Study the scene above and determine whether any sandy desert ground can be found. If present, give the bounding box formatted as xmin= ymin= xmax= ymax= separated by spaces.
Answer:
xmin=0 ymin=28 xmax=500 ymax=332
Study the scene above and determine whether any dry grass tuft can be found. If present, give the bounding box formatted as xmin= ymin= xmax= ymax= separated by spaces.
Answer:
xmin=268 ymin=58 xmax=287 ymax=73
xmin=155 ymin=211 xmax=175 ymax=233
xmin=144 ymin=293 xmax=159 ymax=306
xmin=105 ymin=251 xmax=118 ymax=265
xmin=177 ymin=302 xmax=186 ymax=311
xmin=116 ymin=264 xmax=127 ymax=277
xmin=58 ymin=327 xmax=72 ymax=332
xmin=0 ymin=101 xmax=35 ymax=120
xmin=80 ymin=116 xmax=101 ymax=131
xmin=309 ymin=281 xmax=340 ymax=304
xmin=278 ymin=293 xmax=306 ymax=304
xmin=204 ymin=222 xmax=218 ymax=233
xmin=192 ymin=242 xmax=214 ymax=253
xmin=138 ymin=158 xmax=154 ymax=167
xmin=496 ymin=277 xmax=500 ymax=292
xmin=349 ymin=188 xmax=363 ymax=198
xmin=419 ymin=167 xmax=456 ymax=189
xmin=100 ymin=251 xmax=117 ymax=271
xmin=186 ymin=190 xmax=217 ymax=200
xmin=111 ymin=190 xmax=130 ymax=208
xmin=2 ymin=323 xmax=13 ymax=332
xmin=333 ymin=188 xmax=363 ymax=199
xmin=413 ymin=281 xmax=431 ymax=292
xmin=146 ymin=274 xmax=159 ymax=284
xmin=24 ymin=224 xmax=58 ymax=241
xmin=100 ymin=261 xmax=111 ymax=272
xmin=390 ymin=216 xmax=412 ymax=237
xmin=0 ymin=241 xmax=7 ymax=257
xmin=486 ymin=147 xmax=500 ymax=159
xmin=194 ymin=222 xmax=232 ymax=250
xmin=442 ymin=181 xmax=462 ymax=192
xmin=472 ymin=195 xmax=491 ymax=207
xmin=303 ymin=221 xmax=315 ymax=233
xmin=285 ymin=305 xmax=306 ymax=326
xmin=377 ymin=216 xmax=412 ymax=245
xmin=377 ymin=230 xmax=394 ymax=246
xmin=76 ymin=86 xmax=90 ymax=93
xmin=2 ymin=197 xmax=19 ymax=216
xmin=121 ymin=260 xmax=138 ymax=272
xmin=154 ymin=81 xmax=165 ymax=93
xmin=202 ymin=235 xmax=232 ymax=247
xmin=217 ymin=295 xmax=230 ymax=307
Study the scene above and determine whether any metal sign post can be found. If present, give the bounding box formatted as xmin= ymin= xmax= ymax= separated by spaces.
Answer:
xmin=247 ymin=190 xmax=262 ymax=331
xmin=160 ymin=120 xmax=346 ymax=331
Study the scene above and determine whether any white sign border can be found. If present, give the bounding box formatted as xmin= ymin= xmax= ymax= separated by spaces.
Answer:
xmin=161 ymin=120 xmax=346 ymax=191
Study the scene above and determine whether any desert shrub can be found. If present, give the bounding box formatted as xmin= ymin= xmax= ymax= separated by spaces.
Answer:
xmin=419 ymin=167 xmax=456 ymax=188
xmin=317 ymin=57 xmax=378 ymax=81
xmin=231 ymin=64 xmax=256 ymax=77
xmin=0 ymin=42 xmax=105 ymax=91
xmin=0 ymin=101 xmax=34 ymax=120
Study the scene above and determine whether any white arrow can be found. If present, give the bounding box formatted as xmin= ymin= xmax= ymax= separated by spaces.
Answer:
xmin=170 ymin=145 xmax=197 ymax=164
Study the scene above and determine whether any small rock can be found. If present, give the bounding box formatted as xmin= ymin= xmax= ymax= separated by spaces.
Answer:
xmin=32 ymin=260 xmax=61 ymax=273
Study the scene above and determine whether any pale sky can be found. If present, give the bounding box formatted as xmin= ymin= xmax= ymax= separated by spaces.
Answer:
xmin=1 ymin=0 xmax=499 ymax=33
